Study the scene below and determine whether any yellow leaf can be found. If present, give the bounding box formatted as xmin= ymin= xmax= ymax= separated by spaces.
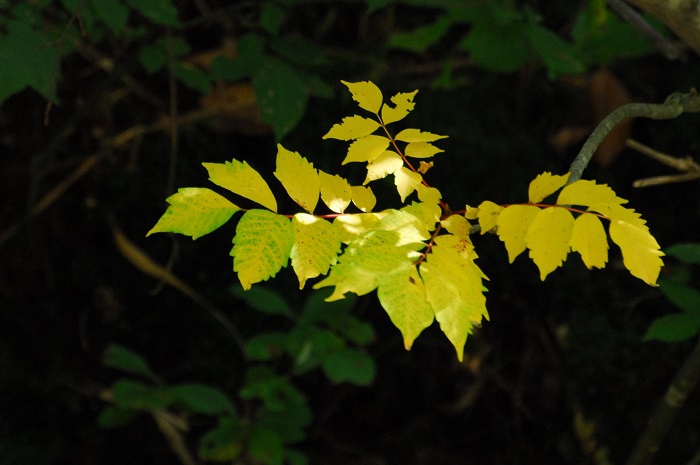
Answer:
xmin=323 ymin=115 xmax=381 ymax=141
xmin=557 ymin=180 xmax=628 ymax=206
xmin=273 ymin=144 xmax=319 ymax=213
xmin=351 ymin=185 xmax=376 ymax=212
xmin=343 ymin=135 xmax=390 ymax=164
xmin=528 ymin=172 xmax=571 ymax=203
xmin=377 ymin=267 xmax=434 ymax=350
xmin=203 ymin=160 xmax=277 ymax=212
xmin=291 ymin=214 xmax=341 ymax=288
xmin=609 ymin=219 xmax=664 ymax=285
xmin=418 ymin=161 xmax=433 ymax=174
xmin=394 ymin=128 xmax=448 ymax=142
xmin=147 ymin=188 xmax=240 ymax=239
xmin=405 ymin=142 xmax=443 ymax=159
xmin=319 ymin=171 xmax=352 ymax=213
xmin=588 ymin=203 xmax=646 ymax=229
xmin=402 ymin=202 xmax=441 ymax=231
xmin=476 ymin=200 xmax=504 ymax=234
xmin=341 ymin=80 xmax=383 ymax=113
xmin=570 ymin=213 xmax=608 ymax=269
xmin=525 ymin=207 xmax=575 ymax=280
xmin=364 ymin=150 xmax=404 ymax=184
xmin=334 ymin=213 xmax=382 ymax=243
xmin=375 ymin=209 xmax=431 ymax=245
xmin=464 ymin=205 xmax=479 ymax=220
xmin=231 ymin=210 xmax=293 ymax=290
xmin=381 ymin=90 xmax=418 ymax=125
xmin=394 ymin=166 xmax=423 ymax=202
xmin=441 ymin=214 xmax=472 ymax=239
xmin=495 ymin=205 xmax=539 ymax=262
xmin=434 ymin=233 xmax=478 ymax=262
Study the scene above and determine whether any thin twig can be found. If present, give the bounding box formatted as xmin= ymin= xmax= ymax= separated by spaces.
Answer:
xmin=625 ymin=138 xmax=700 ymax=187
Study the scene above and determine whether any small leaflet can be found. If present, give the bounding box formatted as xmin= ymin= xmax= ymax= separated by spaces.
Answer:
xmin=381 ymin=90 xmax=418 ymax=124
xmin=528 ymin=172 xmax=570 ymax=204
xmin=441 ymin=214 xmax=472 ymax=239
xmin=570 ymin=213 xmax=608 ymax=269
xmin=203 ymin=159 xmax=277 ymax=212
xmin=418 ymin=161 xmax=434 ymax=174
xmin=343 ymin=135 xmax=390 ymax=165
xmin=291 ymin=214 xmax=341 ymax=289
xmin=395 ymin=128 xmax=448 ymax=142
xmin=394 ymin=166 xmax=423 ymax=202
xmin=273 ymin=144 xmax=319 ymax=213
xmin=147 ymin=188 xmax=240 ymax=240
xmin=365 ymin=150 xmax=404 ymax=184
xmin=231 ymin=210 xmax=293 ymax=290
xmin=319 ymin=170 xmax=352 ymax=213
xmin=476 ymin=200 xmax=504 ymax=234
xmin=351 ymin=185 xmax=376 ymax=212
xmin=323 ymin=115 xmax=381 ymax=141
xmin=557 ymin=180 xmax=628 ymax=207
xmin=525 ymin=207 xmax=574 ymax=280
xmin=341 ymin=80 xmax=383 ymax=113
xmin=405 ymin=142 xmax=443 ymax=159
xmin=495 ymin=205 xmax=539 ymax=262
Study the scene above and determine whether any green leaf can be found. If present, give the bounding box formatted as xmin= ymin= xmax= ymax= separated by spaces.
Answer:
xmin=245 ymin=332 xmax=288 ymax=360
xmin=388 ymin=15 xmax=452 ymax=52
xmin=526 ymin=22 xmax=586 ymax=77
xmin=203 ymin=160 xmax=277 ymax=212
xmin=665 ymin=243 xmax=700 ymax=265
xmin=169 ymin=383 xmax=237 ymax=416
xmin=92 ymin=0 xmax=129 ymax=34
xmin=96 ymin=406 xmax=139 ymax=429
xmin=111 ymin=380 xmax=172 ymax=411
xmin=124 ymin=0 xmax=180 ymax=26
xmin=269 ymin=36 xmax=329 ymax=66
xmin=231 ymin=210 xmax=294 ymax=290
xmin=644 ymin=311 xmax=700 ymax=342
xmin=252 ymin=57 xmax=308 ymax=140
xmin=659 ymin=281 xmax=700 ymax=314
xmin=321 ymin=348 xmax=376 ymax=386
xmin=240 ymin=366 xmax=307 ymax=410
xmin=103 ymin=344 xmax=155 ymax=379
xmin=249 ymin=426 xmax=284 ymax=465
xmin=257 ymin=404 xmax=313 ymax=444
xmin=458 ymin=20 xmax=527 ymax=73
xmin=175 ymin=63 xmax=211 ymax=93
xmin=198 ymin=418 xmax=244 ymax=462
xmin=210 ymin=34 xmax=266 ymax=81
xmin=260 ymin=3 xmax=286 ymax=34
xmin=230 ymin=284 xmax=295 ymax=318
xmin=147 ymin=188 xmax=240 ymax=239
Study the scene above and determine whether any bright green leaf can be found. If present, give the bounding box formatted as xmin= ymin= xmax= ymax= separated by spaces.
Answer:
xmin=644 ymin=311 xmax=700 ymax=342
xmin=203 ymin=160 xmax=277 ymax=212
xmin=659 ymin=281 xmax=700 ymax=314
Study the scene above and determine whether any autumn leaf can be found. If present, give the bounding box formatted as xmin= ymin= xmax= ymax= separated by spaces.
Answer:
xmin=203 ymin=159 xmax=277 ymax=212
xmin=273 ymin=144 xmax=319 ymax=213
xmin=351 ymin=185 xmax=376 ymax=212
xmin=291 ymin=214 xmax=341 ymax=288
xmin=569 ymin=213 xmax=608 ymax=269
xmin=319 ymin=171 xmax=352 ymax=213
xmin=476 ymin=200 xmax=503 ymax=233
xmin=495 ymin=205 xmax=540 ymax=262
xmin=323 ymin=115 xmax=381 ymax=141
xmin=525 ymin=207 xmax=575 ymax=280
xmin=343 ymin=135 xmax=390 ymax=164
xmin=341 ymin=80 xmax=383 ymax=113
xmin=394 ymin=128 xmax=448 ymax=142
xmin=381 ymin=90 xmax=418 ymax=124
xmin=528 ymin=172 xmax=570 ymax=203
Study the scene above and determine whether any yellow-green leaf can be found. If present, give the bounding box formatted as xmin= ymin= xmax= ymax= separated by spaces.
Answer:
xmin=351 ymin=185 xmax=376 ymax=212
xmin=570 ymin=213 xmax=608 ymax=269
xmin=495 ymin=205 xmax=539 ymax=262
xmin=420 ymin=244 xmax=487 ymax=362
xmin=434 ymin=234 xmax=478 ymax=262
xmin=323 ymin=115 xmax=381 ymax=141
xmin=343 ymin=135 xmax=390 ymax=165
xmin=377 ymin=267 xmax=434 ymax=350
xmin=147 ymin=188 xmax=240 ymax=239
xmin=231 ymin=210 xmax=293 ymax=290
xmin=381 ymin=90 xmax=418 ymax=125
xmin=291 ymin=214 xmax=341 ymax=288
xmin=394 ymin=128 xmax=448 ymax=142
xmin=364 ymin=150 xmax=404 ymax=184
xmin=609 ymin=219 xmax=664 ymax=286
xmin=441 ymin=214 xmax=472 ymax=240
xmin=273 ymin=144 xmax=319 ymax=213
xmin=394 ymin=166 xmax=423 ymax=202
xmin=477 ymin=200 xmax=504 ymax=234
xmin=557 ymin=179 xmax=628 ymax=206
xmin=334 ymin=213 xmax=382 ymax=243
xmin=376 ymin=209 xmax=431 ymax=245
xmin=319 ymin=171 xmax=352 ymax=213
xmin=528 ymin=172 xmax=570 ymax=203
xmin=404 ymin=142 xmax=443 ymax=159
xmin=203 ymin=160 xmax=277 ymax=212
xmin=341 ymin=80 xmax=383 ymax=113
xmin=525 ymin=207 xmax=575 ymax=280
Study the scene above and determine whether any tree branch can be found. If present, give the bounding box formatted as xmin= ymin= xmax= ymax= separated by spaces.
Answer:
xmin=624 ymin=0 xmax=700 ymax=56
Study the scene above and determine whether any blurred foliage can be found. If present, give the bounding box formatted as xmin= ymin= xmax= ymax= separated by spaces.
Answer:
xmin=1 ymin=0 xmax=700 ymax=464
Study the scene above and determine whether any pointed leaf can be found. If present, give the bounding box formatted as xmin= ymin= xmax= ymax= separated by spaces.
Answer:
xmin=644 ymin=311 xmax=700 ymax=342
xmin=319 ymin=171 xmax=352 ymax=213
xmin=169 ymin=383 xmax=237 ymax=416
xmin=525 ymin=207 xmax=575 ymax=280
xmin=147 ymin=188 xmax=240 ymax=239
xmin=394 ymin=167 xmax=423 ymax=202
xmin=203 ymin=160 xmax=277 ymax=212
xmin=341 ymin=80 xmax=383 ymax=113
xmin=364 ymin=150 xmax=404 ymax=184
xmin=274 ymin=144 xmax=319 ymax=213
xmin=377 ymin=267 xmax=434 ymax=350
xmin=434 ymin=232 xmax=477 ymax=261
xmin=495 ymin=205 xmax=539 ymax=261
xmin=589 ymin=202 xmax=647 ymax=229
xmin=528 ymin=172 xmax=570 ymax=203
xmin=323 ymin=115 xmax=381 ymax=140
xmin=351 ymin=185 xmax=376 ymax=212
xmin=381 ymin=90 xmax=418 ymax=124
xmin=570 ymin=213 xmax=608 ymax=269
xmin=665 ymin=243 xmax=700 ymax=265
xmin=477 ymin=200 xmax=504 ymax=234
xmin=395 ymin=128 xmax=448 ymax=142
xmin=441 ymin=214 xmax=472 ymax=239
xmin=609 ymin=219 xmax=664 ymax=285
xmin=334 ymin=213 xmax=382 ymax=243
xmin=103 ymin=344 xmax=155 ymax=380
xmin=557 ymin=179 xmax=627 ymax=206
xmin=343 ymin=135 xmax=390 ymax=164
xmin=321 ymin=348 xmax=376 ymax=386
xmin=231 ymin=210 xmax=293 ymax=290
xmin=291 ymin=214 xmax=341 ymax=289
xmin=405 ymin=142 xmax=443 ymax=159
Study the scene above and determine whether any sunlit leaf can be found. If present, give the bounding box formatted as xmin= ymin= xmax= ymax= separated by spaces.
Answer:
xmin=319 ymin=171 xmax=352 ymax=213
xmin=609 ymin=219 xmax=664 ymax=285
xmin=274 ymin=144 xmax=319 ymax=213
xmin=381 ymin=90 xmax=418 ymax=124
xmin=495 ymin=205 xmax=539 ymax=262
xmin=351 ymin=185 xmax=376 ymax=212
xmin=323 ymin=115 xmax=381 ymax=140
xmin=364 ymin=150 xmax=404 ymax=184
xmin=476 ymin=200 xmax=503 ymax=234
xmin=570 ymin=213 xmax=608 ymax=269
xmin=343 ymin=135 xmax=390 ymax=164
xmin=405 ymin=142 xmax=443 ymax=158
xmin=394 ymin=167 xmax=423 ymax=202
xmin=528 ymin=172 xmax=570 ymax=203
xmin=341 ymin=80 xmax=383 ymax=113
xmin=525 ymin=207 xmax=574 ymax=280
xmin=291 ymin=214 xmax=341 ymax=289
xmin=203 ymin=160 xmax=277 ymax=212
xmin=395 ymin=128 xmax=448 ymax=142
xmin=557 ymin=179 xmax=627 ymax=206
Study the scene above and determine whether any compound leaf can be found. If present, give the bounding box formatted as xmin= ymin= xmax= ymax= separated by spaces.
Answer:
xmin=204 ymin=160 xmax=277 ymax=212
xmin=381 ymin=90 xmax=418 ymax=125
xmin=557 ymin=179 xmax=627 ymax=206
xmin=323 ymin=115 xmax=381 ymax=141
xmin=495 ymin=204 xmax=539 ymax=262
xmin=570 ymin=213 xmax=608 ymax=269
xmin=319 ymin=171 xmax=352 ymax=213
xmin=147 ymin=188 xmax=240 ymax=239
xmin=377 ymin=267 xmax=434 ymax=350
xmin=291 ymin=214 xmax=341 ymax=289
xmin=609 ymin=218 xmax=664 ymax=285
xmin=274 ymin=144 xmax=319 ymax=213
xmin=365 ymin=150 xmax=404 ymax=184
xmin=341 ymin=80 xmax=383 ymax=113
xmin=231 ymin=210 xmax=293 ymax=290
xmin=525 ymin=207 xmax=575 ymax=280
xmin=528 ymin=172 xmax=570 ymax=203
xmin=343 ymin=135 xmax=390 ymax=165
xmin=395 ymin=128 xmax=448 ymax=143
